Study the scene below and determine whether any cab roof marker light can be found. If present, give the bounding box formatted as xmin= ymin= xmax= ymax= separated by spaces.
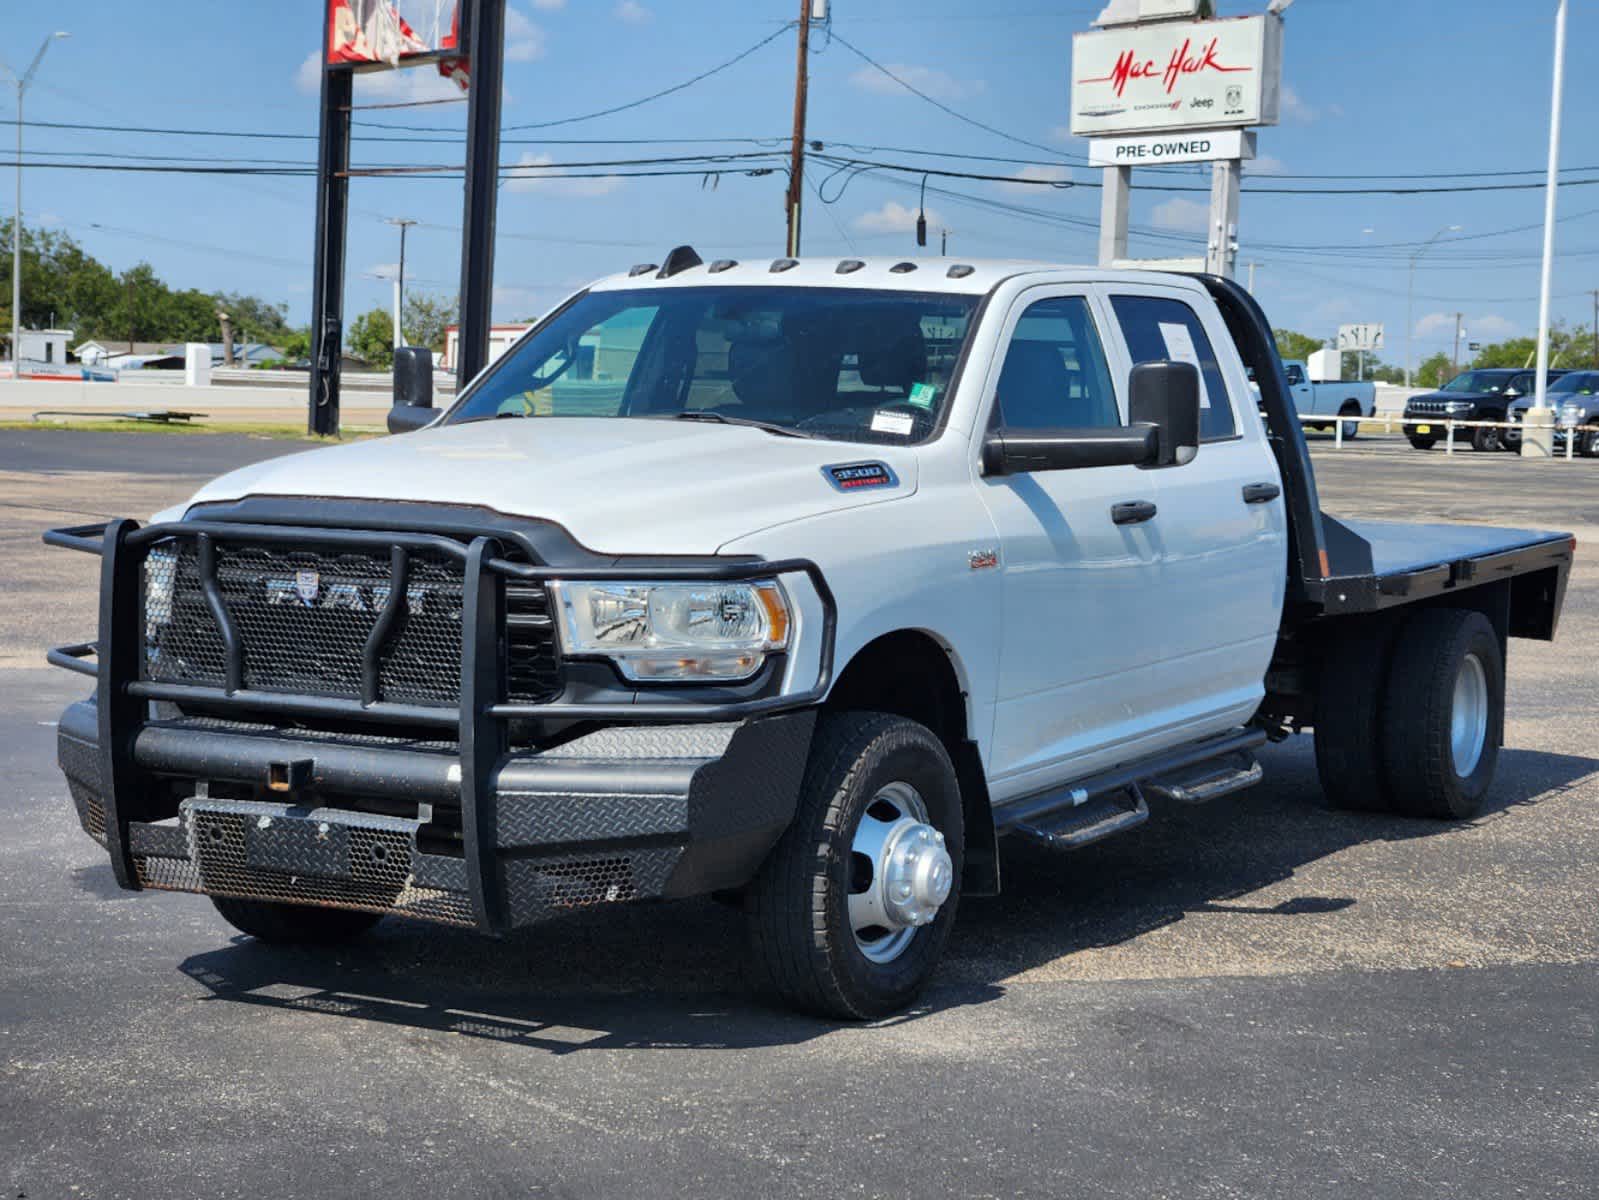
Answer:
xmin=889 ymin=262 xmax=918 ymax=274
xmin=628 ymin=263 xmax=658 ymax=277
xmin=947 ymin=264 xmax=976 ymax=279
xmin=770 ymin=258 xmax=799 ymax=273
xmin=708 ymin=259 xmax=739 ymax=274
xmin=657 ymin=245 xmax=704 ymax=279
xmin=836 ymin=259 xmax=865 ymax=274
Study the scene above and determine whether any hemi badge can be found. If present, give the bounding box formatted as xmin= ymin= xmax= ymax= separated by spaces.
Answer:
xmin=969 ymin=549 xmax=999 ymax=571
xmin=823 ymin=461 xmax=899 ymax=492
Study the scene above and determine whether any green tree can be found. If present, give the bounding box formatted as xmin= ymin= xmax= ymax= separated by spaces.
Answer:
xmin=280 ymin=327 xmax=312 ymax=361
xmin=1274 ymin=329 xmax=1325 ymax=363
xmin=348 ymin=307 xmax=395 ymax=369
xmin=215 ymin=291 xmax=293 ymax=348
xmin=402 ymin=292 xmax=457 ymax=354
xmin=1470 ymin=324 xmax=1597 ymax=372
xmin=1415 ymin=352 xmax=1454 ymax=388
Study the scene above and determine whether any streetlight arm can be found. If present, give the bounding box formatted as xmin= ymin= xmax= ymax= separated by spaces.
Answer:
xmin=20 ymin=33 xmax=68 ymax=89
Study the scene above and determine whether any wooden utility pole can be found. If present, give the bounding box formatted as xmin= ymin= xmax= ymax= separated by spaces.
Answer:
xmin=784 ymin=0 xmax=814 ymax=258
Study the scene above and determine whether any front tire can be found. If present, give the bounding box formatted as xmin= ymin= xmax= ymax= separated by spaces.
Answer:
xmin=1408 ymin=436 xmax=1437 ymax=451
xmin=211 ymin=896 xmax=383 ymax=944
xmin=745 ymin=713 xmax=964 ymax=1020
xmin=1579 ymin=424 xmax=1599 ymax=458
xmin=1379 ymin=610 xmax=1504 ymax=820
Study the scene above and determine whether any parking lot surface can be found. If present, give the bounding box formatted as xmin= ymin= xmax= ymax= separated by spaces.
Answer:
xmin=3 ymin=430 xmax=1596 ymax=1198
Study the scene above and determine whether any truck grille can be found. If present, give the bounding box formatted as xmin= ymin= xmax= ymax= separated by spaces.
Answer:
xmin=142 ymin=539 xmax=561 ymax=708
xmin=1408 ymin=400 xmax=1463 ymax=416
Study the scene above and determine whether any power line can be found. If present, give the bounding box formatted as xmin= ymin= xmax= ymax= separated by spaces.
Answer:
xmin=827 ymin=31 xmax=1076 ymax=162
xmin=500 ymin=23 xmax=796 ymax=132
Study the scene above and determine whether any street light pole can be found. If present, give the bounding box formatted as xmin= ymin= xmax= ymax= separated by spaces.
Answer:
xmin=1532 ymin=0 xmax=1568 ymax=416
xmin=3 ymin=32 xmax=68 ymax=375
xmin=1405 ymin=222 xmax=1461 ymax=387
xmin=385 ymin=217 xmax=417 ymax=349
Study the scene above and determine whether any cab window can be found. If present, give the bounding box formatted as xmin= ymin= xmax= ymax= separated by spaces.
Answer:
xmin=1110 ymin=295 xmax=1238 ymax=441
xmin=992 ymin=296 xmax=1120 ymax=432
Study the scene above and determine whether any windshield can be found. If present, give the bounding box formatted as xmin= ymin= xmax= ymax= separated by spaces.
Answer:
xmin=448 ymin=286 xmax=980 ymax=444
xmin=1440 ymin=371 xmax=1512 ymax=394
xmin=1550 ymin=373 xmax=1596 ymax=395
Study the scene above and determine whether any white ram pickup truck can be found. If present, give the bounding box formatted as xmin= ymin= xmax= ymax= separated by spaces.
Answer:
xmin=47 ymin=255 xmax=1574 ymax=1019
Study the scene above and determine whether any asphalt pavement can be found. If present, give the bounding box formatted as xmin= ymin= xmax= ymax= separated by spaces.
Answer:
xmin=2 ymin=429 xmax=1596 ymax=1199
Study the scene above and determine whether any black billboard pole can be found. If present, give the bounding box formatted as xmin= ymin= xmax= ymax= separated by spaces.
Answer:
xmin=309 ymin=0 xmax=507 ymax=436
xmin=455 ymin=0 xmax=506 ymax=392
xmin=308 ymin=0 xmax=352 ymax=437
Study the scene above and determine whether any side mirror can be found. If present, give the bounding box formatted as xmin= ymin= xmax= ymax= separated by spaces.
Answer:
xmin=1128 ymin=360 xmax=1201 ymax=467
xmin=982 ymin=426 xmax=1158 ymax=475
xmin=388 ymin=346 xmax=436 ymax=434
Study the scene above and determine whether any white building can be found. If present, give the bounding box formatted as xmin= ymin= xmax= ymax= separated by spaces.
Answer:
xmin=440 ymin=324 xmax=532 ymax=372
xmin=8 ymin=328 xmax=74 ymax=370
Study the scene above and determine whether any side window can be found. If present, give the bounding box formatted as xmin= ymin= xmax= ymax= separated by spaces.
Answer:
xmin=993 ymin=296 xmax=1119 ymax=432
xmin=491 ymin=305 xmax=658 ymax=418
xmin=1284 ymin=363 xmax=1305 ymax=386
xmin=1110 ymin=295 xmax=1238 ymax=441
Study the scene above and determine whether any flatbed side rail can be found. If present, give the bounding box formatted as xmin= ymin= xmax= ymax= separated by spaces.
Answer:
xmin=42 ymin=516 xmax=837 ymax=931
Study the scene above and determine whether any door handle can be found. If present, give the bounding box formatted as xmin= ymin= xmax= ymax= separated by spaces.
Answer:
xmin=1242 ymin=482 xmax=1281 ymax=505
xmin=1111 ymin=500 xmax=1158 ymax=526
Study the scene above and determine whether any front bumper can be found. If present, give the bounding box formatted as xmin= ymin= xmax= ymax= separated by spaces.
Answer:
xmin=45 ymin=513 xmax=832 ymax=931
xmin=58 ymin=698 xmax=814 ymax=929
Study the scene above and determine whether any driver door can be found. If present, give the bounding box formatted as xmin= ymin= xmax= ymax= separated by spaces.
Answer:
xmin=973 ymin=288 xmax=1169 ymax=800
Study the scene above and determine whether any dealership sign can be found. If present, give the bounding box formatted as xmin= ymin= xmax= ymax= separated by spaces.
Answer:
xmin=1088 ymin=129 xmax=1255 ymax=167
xmin=1070 ymin=15 xmax=1282 ymax=137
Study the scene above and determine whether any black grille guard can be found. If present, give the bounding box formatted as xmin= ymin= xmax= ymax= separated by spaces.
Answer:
xmin=43 ymin=517 xmax=837 ymax=930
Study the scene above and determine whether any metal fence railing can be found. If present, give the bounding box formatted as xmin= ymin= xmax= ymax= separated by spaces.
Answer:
xmin=1297 ymin=412 xmax=1589 ymax=459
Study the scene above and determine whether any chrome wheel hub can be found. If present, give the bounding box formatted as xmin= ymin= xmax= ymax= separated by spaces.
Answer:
xmin=1451 ymin=652 xmax=1489 ymax=777
xmin=848 ymin=781 xmax=953 ymax=965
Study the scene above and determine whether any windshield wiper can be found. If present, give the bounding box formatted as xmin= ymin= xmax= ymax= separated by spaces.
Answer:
xmin=454 ymin=411 xmax=527 ymax=425
xmin=664 ymin=411 xmax=814 ymax=439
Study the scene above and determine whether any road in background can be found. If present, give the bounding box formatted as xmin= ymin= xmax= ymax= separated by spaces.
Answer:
xmin=2 ymin=432 xmax=1595 ymax=1198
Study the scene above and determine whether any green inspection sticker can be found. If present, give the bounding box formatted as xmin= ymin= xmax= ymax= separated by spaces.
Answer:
xmin=907 ymin=382 xmax=939 ymax=410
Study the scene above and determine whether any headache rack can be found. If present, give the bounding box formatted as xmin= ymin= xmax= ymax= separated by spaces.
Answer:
xmin=44 ymin=517 xmax=835 ymax=931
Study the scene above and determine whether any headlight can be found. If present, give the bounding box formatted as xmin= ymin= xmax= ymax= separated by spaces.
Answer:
xmin=552 ymin=580 xmax=791 ymax=682
xmin=1445 ymin=401 xmax=1473 ymax=414
xmin=1559 ymin=404 xmax=1582 ymax=427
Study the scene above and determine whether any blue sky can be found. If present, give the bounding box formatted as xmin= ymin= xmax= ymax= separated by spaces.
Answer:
xmin=3 ymin=0 xmax=1595 ymax=369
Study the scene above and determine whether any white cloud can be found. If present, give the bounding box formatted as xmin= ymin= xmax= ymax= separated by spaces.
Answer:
xmin=1281 ymin=85 xmax=1344 ymax=124
xmin=849 ymin=64 xmax=984 ymax=101
xmin=1415 ymin=312 xmax=1517 ymax=340
xmin=615 ymin=0 xmax=652 ymax=23
xmin=504 ymin=8 xmax=548 ymax=62
xmin=852 ymin=201 xmax=945 ymax=235
xmin=1149 ymin=196 xmax=1210 ymax=234
xmin=996 ymin=164 xmax=1073 ymax=194
xmin=1245 ymin=153 xmax=1286 ymax=176
xmin=531 ymin=0 xmax=565 ymax=8
xmin=505 ymin=151 xmax=626 ymax=197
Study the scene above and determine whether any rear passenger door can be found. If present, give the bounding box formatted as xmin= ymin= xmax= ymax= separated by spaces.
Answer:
xmin=1103 ymin=287 xmax=1289 ymax=737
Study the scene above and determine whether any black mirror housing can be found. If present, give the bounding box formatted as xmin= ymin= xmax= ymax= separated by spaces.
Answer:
xmin=982 ymin=426 xmax=1158 ymax=475
xmin=1128 ymin=360 xmax=1202 ymax=467
xmin=388 ymin=346 xmax=436 ymax=434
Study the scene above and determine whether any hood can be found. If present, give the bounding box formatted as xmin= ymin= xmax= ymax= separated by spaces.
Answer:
xmin=179 ymin=418 xmax=922 ymax=555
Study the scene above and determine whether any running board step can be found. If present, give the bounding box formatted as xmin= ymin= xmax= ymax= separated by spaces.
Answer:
xmin=1013 ymin=786 xmax=1149 ymax=851
xmin=1143 ymin=752 xmax=1262 ymax=805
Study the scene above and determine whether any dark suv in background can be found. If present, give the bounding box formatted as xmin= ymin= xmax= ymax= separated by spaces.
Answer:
xmin=1507 ymin=370 xmax=1599 ymax=457
xmin=1402 ymin=368 xmax=1562 ymax=452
